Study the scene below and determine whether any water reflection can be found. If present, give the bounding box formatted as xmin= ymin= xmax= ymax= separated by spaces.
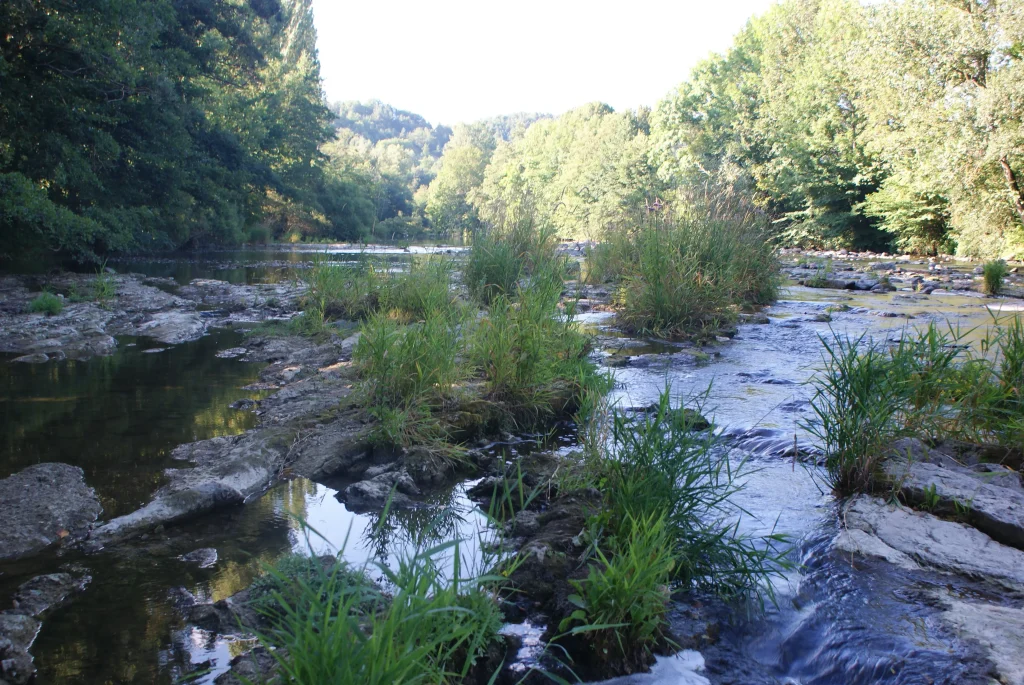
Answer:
xmin=0 ymin=330 xmax=267 ymax=517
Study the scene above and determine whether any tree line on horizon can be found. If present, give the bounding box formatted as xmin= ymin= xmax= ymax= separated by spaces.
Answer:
xmin=3 ymin=0 xmax=1023 ymax=262
xmin=427 ymin=0 xmax=1024 ymax=259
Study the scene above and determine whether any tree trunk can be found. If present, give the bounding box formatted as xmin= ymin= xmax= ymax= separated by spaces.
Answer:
xmin=999 ymin=155 xmax=1024 ymax=227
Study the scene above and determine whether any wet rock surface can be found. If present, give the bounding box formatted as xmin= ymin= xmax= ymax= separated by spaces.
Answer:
xmin=0 ymin=572 xmax=90 ymax=685
xmin=0 ymin=464 xmax=102 ymax=562
xmin=90 ymin=333 xmax=372 ymax=545
xmin=0 ymin=273 xmax=306 ymax=362
xmin=835 ymin=495 xmax=1024 ymax=591
xmin=885 ymin=454 xmax=1024 ymax=550
xmin=936 ymin=595 xmax=1024 ymax=685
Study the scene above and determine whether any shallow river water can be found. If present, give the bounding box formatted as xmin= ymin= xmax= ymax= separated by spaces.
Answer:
xmin=1 ymin=247 xmax=1020 ymax=684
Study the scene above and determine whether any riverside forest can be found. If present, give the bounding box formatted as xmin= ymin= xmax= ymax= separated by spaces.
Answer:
xmin=2 ymin=0 xmax=1024 ymax=684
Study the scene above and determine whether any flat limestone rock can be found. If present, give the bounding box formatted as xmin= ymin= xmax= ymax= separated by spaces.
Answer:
xmin=836 ymin=495 xmax=1024 ymax=591
xmin=939 ymin=597 xmax=1024 ymax=685
xmin=885 ymin=457 xmax=1024 ymax=550
xmin=135 ymin=310 xmax=206 ymax=345
xmin=0 ymin=463 xmax=102 ymax=562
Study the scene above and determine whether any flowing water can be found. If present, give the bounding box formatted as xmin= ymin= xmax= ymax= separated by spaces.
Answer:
xmin=0 ymin=249 xmax=1018 ymax=684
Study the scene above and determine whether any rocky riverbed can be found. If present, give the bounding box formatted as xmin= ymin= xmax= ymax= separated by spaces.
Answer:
xmin=2 ymin=249 xmax=1024 ymax=684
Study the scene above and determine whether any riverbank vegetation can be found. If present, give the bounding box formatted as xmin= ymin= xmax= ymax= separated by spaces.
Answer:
xmin=251 ymin=538 xmax=505 ymax=685
xmin=349 ymin=238 xmax=608 ymax=450
xmin=586 ymin=199 xmax=780 ymax=339
xmin=807 ymin=319 xmax=1024 ymax=494
xmin=244 ymin=387 xmax=788 ymax=683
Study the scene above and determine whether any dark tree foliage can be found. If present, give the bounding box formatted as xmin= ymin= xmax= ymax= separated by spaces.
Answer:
xmin=0 ymin=0 xmax=349 ymax=261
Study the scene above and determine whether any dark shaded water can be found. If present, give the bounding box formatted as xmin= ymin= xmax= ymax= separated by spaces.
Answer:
xmin=0 ymin=330 xmax=266 ymax=518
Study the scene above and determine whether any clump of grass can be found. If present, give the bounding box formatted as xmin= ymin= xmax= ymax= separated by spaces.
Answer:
xmin=982 ymin=259 xmax=1008 ymax=295
xmin=805 ymin=260 xmax=834 ymax=288
xmin=296 ymin=254 xmax=458 ymax=335
xmin=248 ymin=553 xmax=380 ymax=618
xmin=27 ymin=291 xmax=63 ymax=316
xmin=553 ymin=388 xmax=788 ymax=676
xmin=582 ymin=232 xmax=632 ymax=285
xmin=353 ymin=306 xmax=469 ymax=447
xmin=93 ymin=261 xmax=117 ymax=303
xmin=806 ymin=319 xmax=1024 ymax=494
xmin=464 ymin=221 xmax=566 ymax=305
xmin=252 ymin=535 xmax=505 ymax=684
xmin=593 ymin=388 xmax=789 ymax=600
xmin=603 ymin=203 xmax=779 ymax=339
xmin=558 ymin=512 xmax=676 ymax=673
xmin=804 ymin=333 xmax=906 ymax=494
xmin=468 ymin=273 xmax=608 ymax=428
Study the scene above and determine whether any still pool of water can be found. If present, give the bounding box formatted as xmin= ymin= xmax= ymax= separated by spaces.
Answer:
xmin=0 ymin=329 xmax=267 ymax=518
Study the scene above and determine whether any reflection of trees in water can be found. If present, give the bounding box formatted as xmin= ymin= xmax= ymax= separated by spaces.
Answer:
xmin=361 ymin=486 xmax=471 ymax=561
xmin=0 ymin=330 xmax=265 ymax=516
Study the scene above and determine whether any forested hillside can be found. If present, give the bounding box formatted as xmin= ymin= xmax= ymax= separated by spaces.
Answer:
xmin=0 ymin=0 xmax=344 ymax=260
xmin=3 ymin=0 xmax=1023 ymax=260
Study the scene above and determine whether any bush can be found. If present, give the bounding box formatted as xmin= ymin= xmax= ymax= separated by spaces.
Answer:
xmin=605 ymin=206 xmax=779 ymax=339
xmin=982 ymin=259 xmax=1008 ymax=295
xmin=28 ymin=291 xmax=63 ymax=315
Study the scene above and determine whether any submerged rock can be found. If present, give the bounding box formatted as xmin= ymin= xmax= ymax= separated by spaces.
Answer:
xmin=178 ymin=547 xmax=219 ymax=569
xmin=0 ymin=464 xmax=102 ymax=562
xmin=135 ymin=310 xmax=206 ymax=344
xmin=835 ymin=495 xmax=1024 ymax=591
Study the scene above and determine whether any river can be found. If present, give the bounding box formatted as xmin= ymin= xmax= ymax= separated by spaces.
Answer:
xmin=1 ymin=247 xmax=1020 ymax=684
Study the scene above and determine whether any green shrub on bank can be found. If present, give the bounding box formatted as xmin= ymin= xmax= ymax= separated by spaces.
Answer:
xmin=982 ymin=259 xmax=1008 ymax=295
xmin=594 ymin=205 xmax=779 ymax=339
xmin=28 ymin=291 xmax=63 ymax=316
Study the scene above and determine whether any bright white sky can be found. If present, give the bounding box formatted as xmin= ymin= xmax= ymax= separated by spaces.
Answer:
xmin=311 ymin=0 xmax=777 ymax=126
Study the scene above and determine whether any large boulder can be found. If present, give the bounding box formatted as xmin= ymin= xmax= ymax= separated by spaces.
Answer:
xmin=0 ymin=464 xmax=102 ymax=562
xmin=882 ymin=439 xmax=1024 ymax=550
